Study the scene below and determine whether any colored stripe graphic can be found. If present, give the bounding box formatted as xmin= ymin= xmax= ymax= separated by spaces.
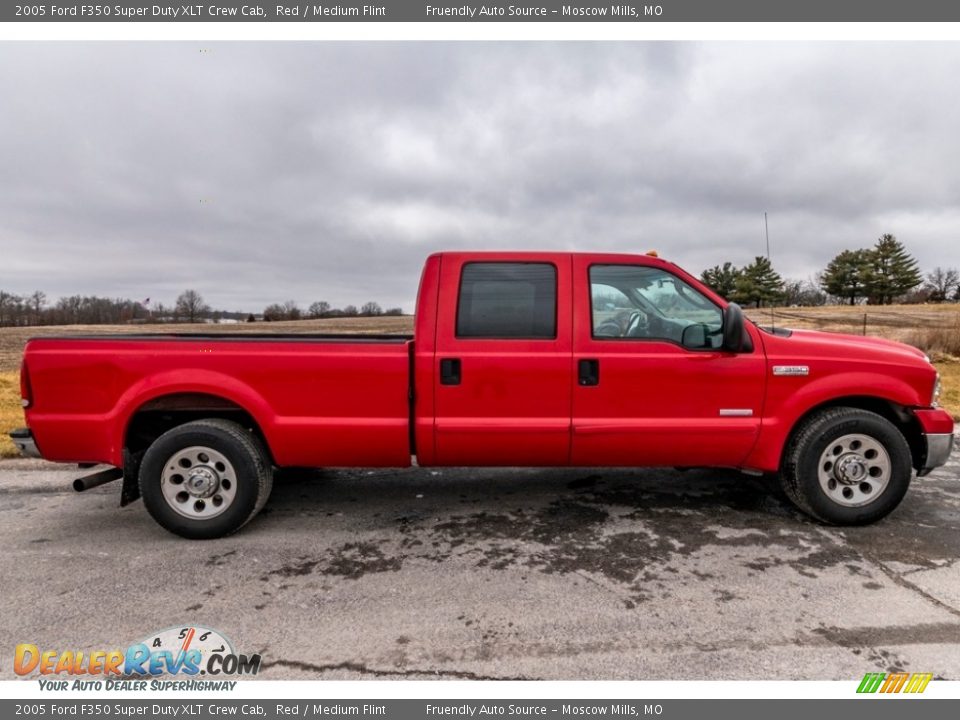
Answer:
xmin=857 ymin=672 xmax=932 ymax=694
xmin=904 ymin=673 xmax=933 ymax=694
xmin=857 ymin=672 xmax=885 ymax=693
xmin=881 ymin=672 xmax=907 ymax=693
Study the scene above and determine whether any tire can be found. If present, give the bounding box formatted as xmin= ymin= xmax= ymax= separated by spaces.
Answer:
xmin=780 ymin=407 xmax=912 ymax=525
xmin=139 ymin=419 xmax=273 ymax=539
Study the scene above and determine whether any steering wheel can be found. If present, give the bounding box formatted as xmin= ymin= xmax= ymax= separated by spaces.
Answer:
xmin=594 ymin=319 xmax=622 ymax=337
xmin=625 ymin=310 xmax=649 ymax=337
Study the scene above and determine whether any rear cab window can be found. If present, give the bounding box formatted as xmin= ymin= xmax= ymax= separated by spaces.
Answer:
xmin=457 ymin=262 xmax=557 ymax=339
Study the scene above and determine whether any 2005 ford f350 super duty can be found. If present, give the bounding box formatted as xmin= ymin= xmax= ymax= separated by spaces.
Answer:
xmin=10 ymin=251 xmax=955 ymax=538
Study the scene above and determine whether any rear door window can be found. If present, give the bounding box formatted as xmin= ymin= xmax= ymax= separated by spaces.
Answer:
xmin=457 ymin=262 xmax=557 ymax=339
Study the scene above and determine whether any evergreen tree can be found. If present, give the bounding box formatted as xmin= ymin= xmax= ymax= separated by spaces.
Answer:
xmin=700 ymin=262 xmax=741 ymax=299
xmin=820 ymin=249 xmax=871 ymax=306
xmin=864 ymin=234 xmax=922 ymax=305
xmin=732 ymin=256 xmax=784 ymax=308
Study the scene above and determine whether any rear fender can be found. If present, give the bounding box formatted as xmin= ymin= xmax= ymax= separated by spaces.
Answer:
xmin=113 ymin=370 xmax=275 ymax=466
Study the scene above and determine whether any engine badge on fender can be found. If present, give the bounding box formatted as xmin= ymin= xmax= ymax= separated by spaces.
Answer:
xmin=773 ymin=365 xmax=810 ymax=376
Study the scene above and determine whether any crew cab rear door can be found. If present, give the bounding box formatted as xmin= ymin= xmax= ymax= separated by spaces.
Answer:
xmin=571 ymin=255 xmax=766 ymax=467
xmin=432 ymin=254 xmax=573 ymax=466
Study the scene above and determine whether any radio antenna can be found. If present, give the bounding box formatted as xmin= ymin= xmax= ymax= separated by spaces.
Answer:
xmin=765 ymin=211 xmax=775 ymax=331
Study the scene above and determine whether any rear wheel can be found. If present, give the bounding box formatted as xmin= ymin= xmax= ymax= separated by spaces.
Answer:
xmin=139 ymin=418 xmax=273 ymax=539
xmin=780 ymin=407 xmax=912 ymax=525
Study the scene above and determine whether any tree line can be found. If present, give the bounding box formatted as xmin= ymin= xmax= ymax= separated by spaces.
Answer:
xmin=261 ymin=300 xmax=403 ymax=321
xmin=700 ymin=233 xmax=956 ymax=307
xmin=0 ymin=290 xmax=155 ymax=327
xmin=1 ymin=233 xmax=952 ymax=326
xmin=0 ymin=288 xmax=404 ymax=327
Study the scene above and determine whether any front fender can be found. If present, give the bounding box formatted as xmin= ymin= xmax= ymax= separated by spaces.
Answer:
xmin=744 ymin=370 xmax=924 ymax=472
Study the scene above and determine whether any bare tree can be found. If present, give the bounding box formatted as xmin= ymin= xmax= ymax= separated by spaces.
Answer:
xmin=308 ymin=301 xmax=331 ymax=318
xmin=342 ymin=304 xmax=358 ymax=317
xmin=29 ymin=291 xmax=46 ymax=324
xmin=360 ymin=301 xmax=383 ymax=316
xmin=175 ymin=289 xmax=210 ymax=323
xmin=262 ymin=303 xmax=286 ymax=322
xmin=925 ymin=267 xmax=960 ymax=303
xmin=282 ymin=300 xmax=301 ymax=320
xmin=0 ymin=290 xmax=13 ymax=326
xmin=782 ymin=279 xmax=826 ymax=307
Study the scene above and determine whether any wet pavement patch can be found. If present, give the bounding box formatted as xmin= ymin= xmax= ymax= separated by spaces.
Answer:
xmin=815 ymin=622 xmax=960 ymax=648
xmin=258 ymin=463 xmax=960 ymax=611
xmin=265 ymin=542 xmax=403 ymax=581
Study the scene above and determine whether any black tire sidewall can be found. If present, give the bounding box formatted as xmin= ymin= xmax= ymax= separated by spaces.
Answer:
xmin=140 ymin=423 xmax=263 ymax=539
xmin=795 ymin=413 xmax=912 ymax=525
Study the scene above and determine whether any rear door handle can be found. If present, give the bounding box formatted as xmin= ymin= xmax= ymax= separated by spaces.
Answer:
xmin=440 ymin=358 xmax=461 ymax=385
xmin=578 ymin=359 xmax=599 ymax=386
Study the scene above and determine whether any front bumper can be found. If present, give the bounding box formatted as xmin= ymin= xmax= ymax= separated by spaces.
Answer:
xmin=912 ymin=408 xmax=955 ymax=477
xmin=918 ymin=433 xmax=955 ymax=476
xmin=8 ymin=428 xmax=41 ymax=459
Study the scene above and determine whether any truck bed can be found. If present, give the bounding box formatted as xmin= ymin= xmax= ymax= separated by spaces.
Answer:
xmin=22 ymin=333 xmax=415 ymax=468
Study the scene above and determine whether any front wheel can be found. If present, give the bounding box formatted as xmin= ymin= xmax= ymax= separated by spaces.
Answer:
xmin=780 ymin=407 xmax=913 ymax=525
xmin=139 ymin=418 xmax=273 ymax=539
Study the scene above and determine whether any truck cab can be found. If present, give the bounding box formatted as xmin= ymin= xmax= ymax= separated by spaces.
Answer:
xmin=415 ymin=252 xmax=763 ymax=469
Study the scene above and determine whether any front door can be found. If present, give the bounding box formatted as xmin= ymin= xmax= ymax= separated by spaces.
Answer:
xmin=571 ymin=257 xmax=766 ymax=467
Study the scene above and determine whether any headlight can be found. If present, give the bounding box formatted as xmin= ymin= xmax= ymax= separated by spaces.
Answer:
xmin=932 ymin=373 xmax=942 ymax=407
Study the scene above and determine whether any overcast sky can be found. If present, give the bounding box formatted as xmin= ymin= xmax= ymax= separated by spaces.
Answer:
xmin=1 ymin=42 xmax=958 ymax=312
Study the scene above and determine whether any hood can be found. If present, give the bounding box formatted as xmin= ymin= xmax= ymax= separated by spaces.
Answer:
xmin=769 ymin=327 xmax=929 ymax=365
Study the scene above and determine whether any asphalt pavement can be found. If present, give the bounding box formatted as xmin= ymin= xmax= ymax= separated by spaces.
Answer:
xmin=1 ymin=451 xmax=958 ymax=680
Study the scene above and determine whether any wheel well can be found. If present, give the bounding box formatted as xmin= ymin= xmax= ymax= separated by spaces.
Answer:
xmin=785 ymin=396 xmax=924 ymax=471
xmin=125 ymin=393 xmax=272 ymax=463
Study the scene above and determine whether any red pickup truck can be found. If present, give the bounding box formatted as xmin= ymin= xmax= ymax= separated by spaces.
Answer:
xmin=10 ymin=251 xmax=954 ymax=538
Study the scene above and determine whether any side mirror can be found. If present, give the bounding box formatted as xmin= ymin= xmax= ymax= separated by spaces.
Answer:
xmin=681 ymin=323 xmax=709 ymax=349
xmin=722 ymin=303 xmax=746 ymax=352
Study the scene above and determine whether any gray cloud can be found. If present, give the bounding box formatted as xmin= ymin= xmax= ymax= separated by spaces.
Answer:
xmin=1 ymin=42 xmax=958 ymax=312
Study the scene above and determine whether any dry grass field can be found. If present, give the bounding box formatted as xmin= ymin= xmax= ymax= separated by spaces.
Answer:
xmin=0 ymin=308 xmax=957 ymax=458
xmin=746 ymin=303 xmax=960 ymax=349
xmin=0 ymin=373 xmax=21 ymax=459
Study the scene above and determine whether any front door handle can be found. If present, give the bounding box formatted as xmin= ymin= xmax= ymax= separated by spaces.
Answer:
xmin=578 ymin=359 xmax=599 ymax=386
xmin=440 ymin=358 xmax=461 ymax=385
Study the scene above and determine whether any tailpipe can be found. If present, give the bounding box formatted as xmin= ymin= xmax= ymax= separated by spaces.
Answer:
xmin=73 ymin=467 xmax=123 ymax=493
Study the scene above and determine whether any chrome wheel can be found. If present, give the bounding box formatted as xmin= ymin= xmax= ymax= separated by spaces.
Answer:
xmin=161 ymin=446 xmax=237 ymax=520
xmin=817 ymin=433 xmax=891 ymax=507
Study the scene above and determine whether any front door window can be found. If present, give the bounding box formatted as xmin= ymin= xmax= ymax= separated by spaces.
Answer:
xmin=590 ymin=265 xmax=723 ymax=348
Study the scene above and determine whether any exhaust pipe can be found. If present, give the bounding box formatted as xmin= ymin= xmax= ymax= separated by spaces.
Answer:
xmin=73 ymin=467 xmax=123 ymax=493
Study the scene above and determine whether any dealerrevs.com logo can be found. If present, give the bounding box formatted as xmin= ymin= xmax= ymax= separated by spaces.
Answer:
xmin=15 ymin=626 xmax=261 ymax=691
